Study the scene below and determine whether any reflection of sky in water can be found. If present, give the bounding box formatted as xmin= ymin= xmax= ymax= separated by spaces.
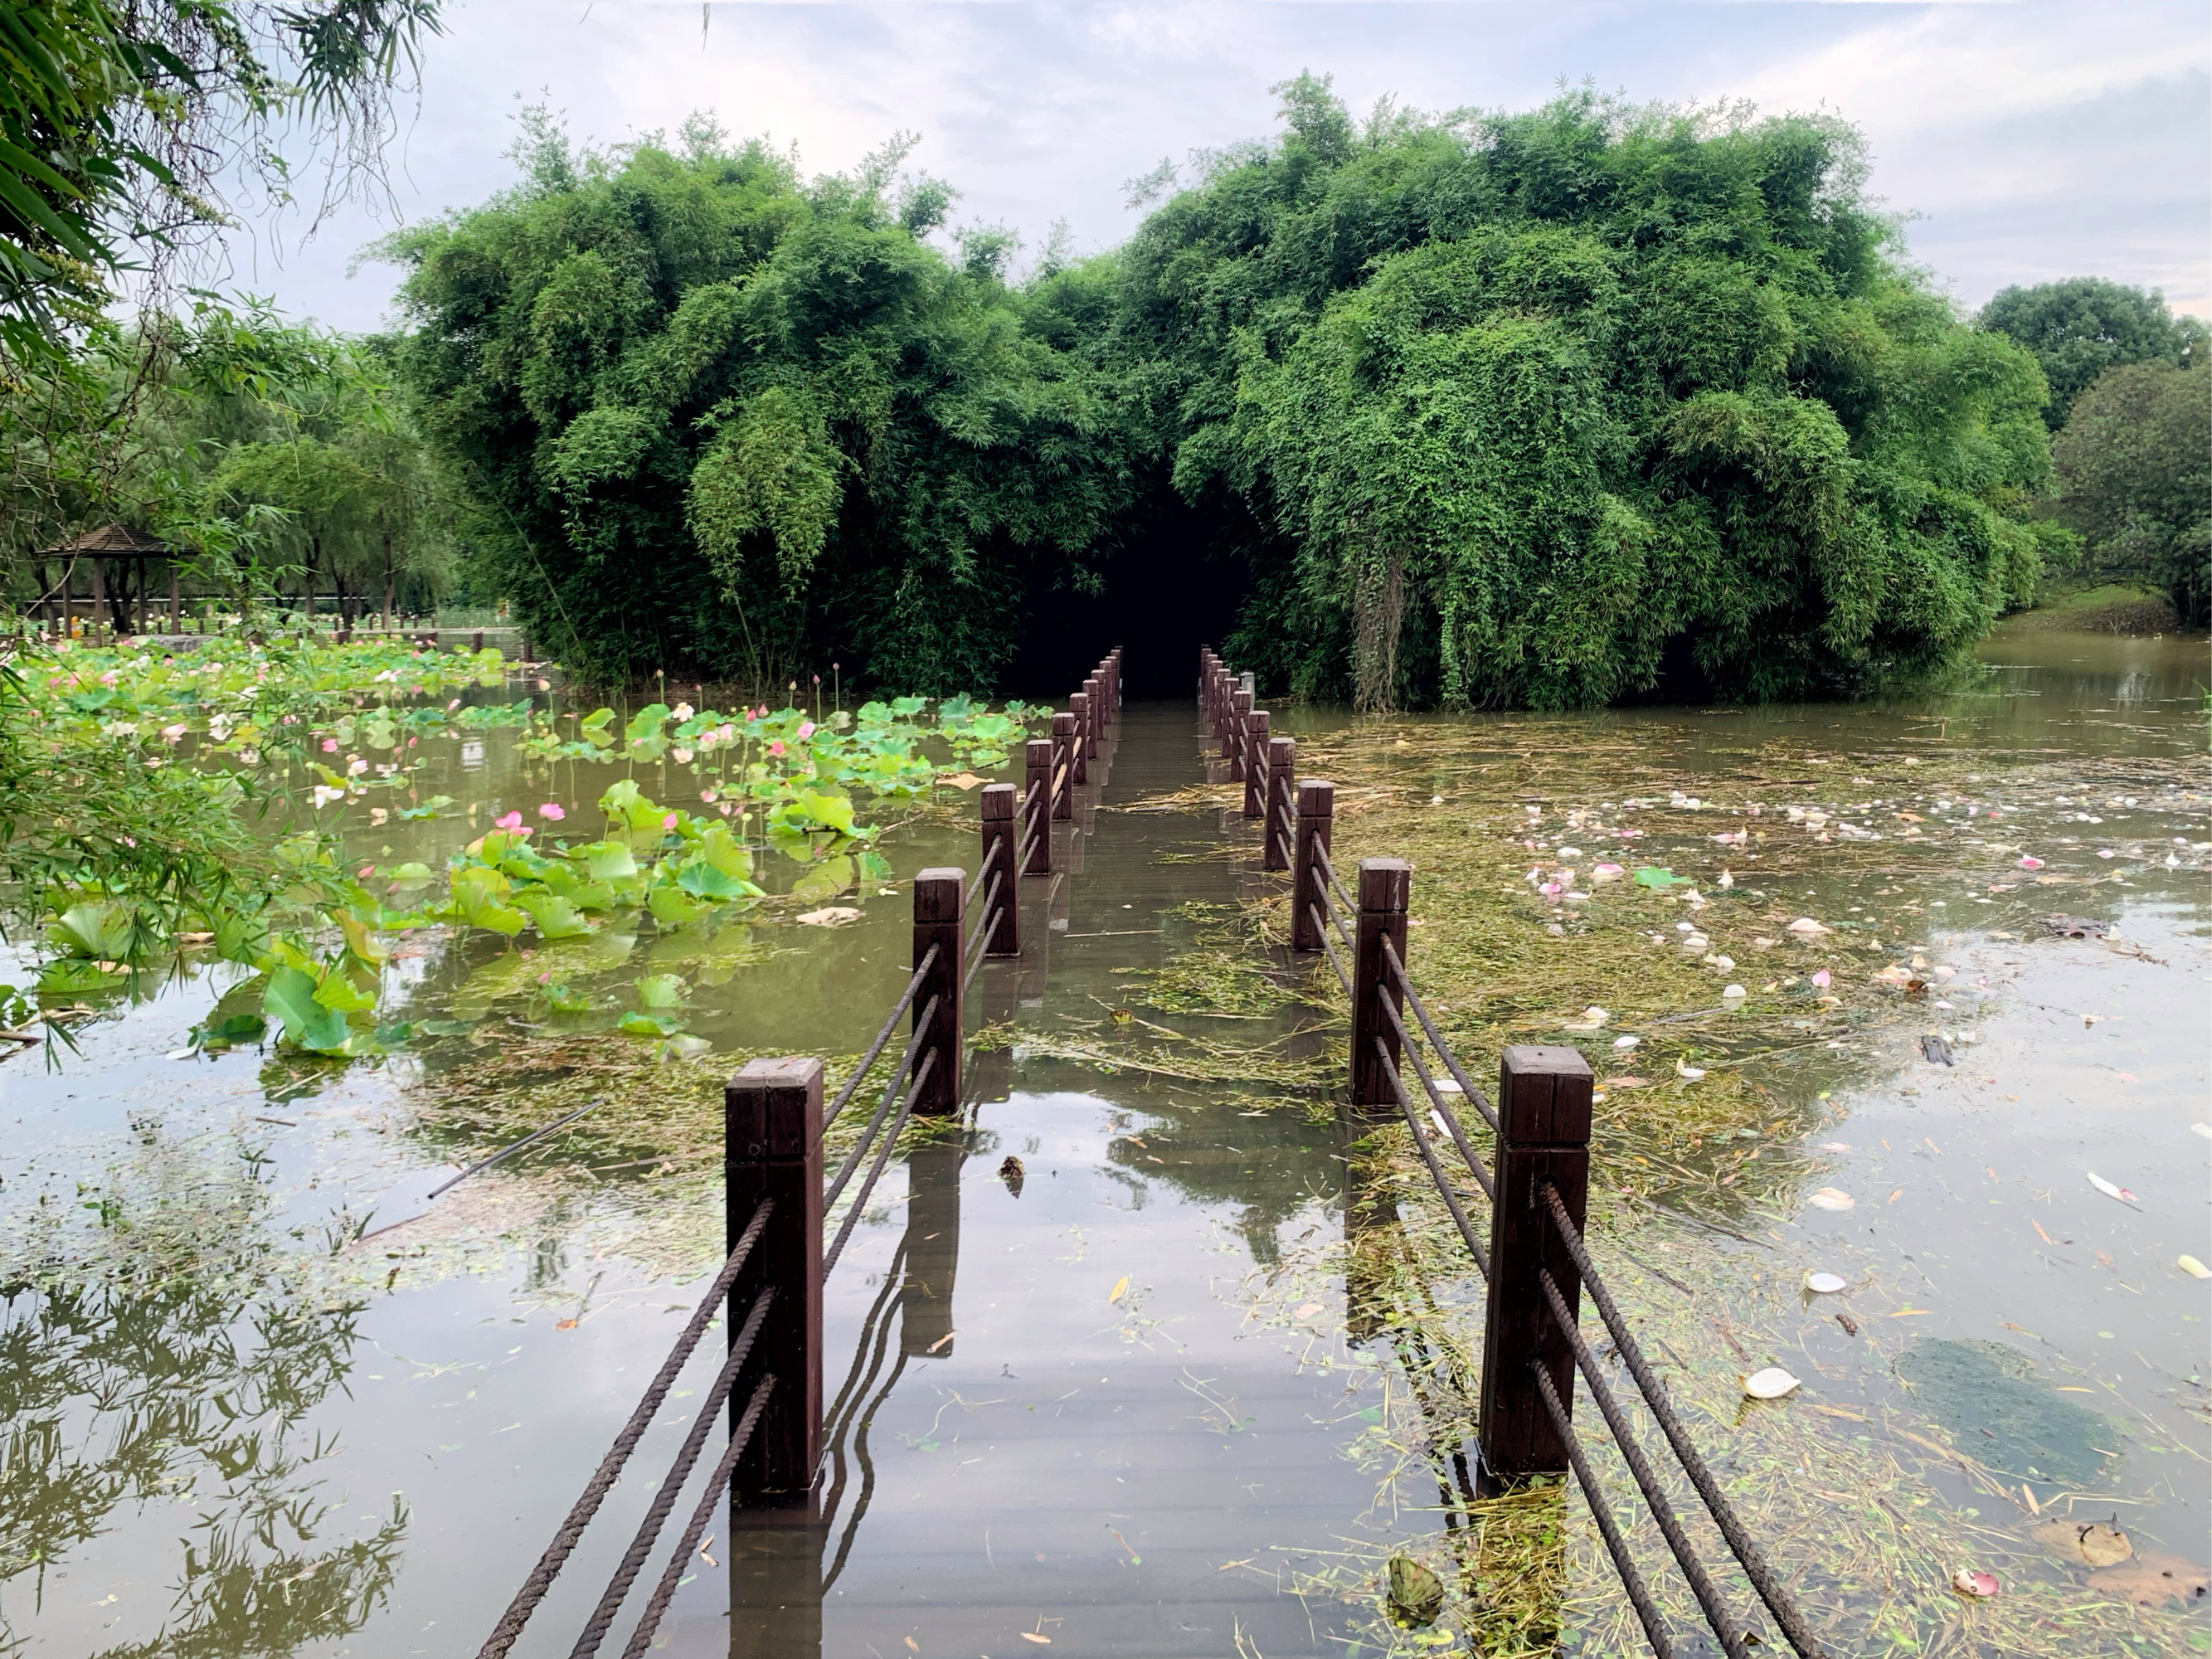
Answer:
xmin=0 ymin=633 xmax=2203 ymax=1655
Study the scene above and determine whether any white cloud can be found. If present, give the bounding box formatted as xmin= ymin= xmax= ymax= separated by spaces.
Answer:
xmin=243 ymin=0 xmax=2212 ymax=330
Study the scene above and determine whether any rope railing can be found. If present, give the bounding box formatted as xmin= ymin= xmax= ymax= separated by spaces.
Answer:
xmin=1541 ymin=1180 xmax=1827 ymax=1658
xmin=1530 ymin=1359 xmax=1679 ymax=1659
xmin=824 ymin=991 xmax=940 ymax=1214
xmin=819 ymin=946 xmax=940 ymax=1204
xmin=822 ymin=1044 xmax=940 ymax=1282
xmin=1231 ymin=735 xmax=1826 ymax=1659
xmin=566 ymin=1288 xmax=779 ymax=1659
xmin=474 ymin=1197 xmax=777 ymax=1659
xmin=961 ymin=860 xmax=1004 ymax=961
xmin=1371 ymin=1036 xmax=1492 ymax=1279
xmin=613 ymin=1374 xmax=778 ymax=1657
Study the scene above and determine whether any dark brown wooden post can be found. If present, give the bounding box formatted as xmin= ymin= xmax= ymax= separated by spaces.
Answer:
xmin=1067 ymin=692 xmax=1090 ymax=786
xmin=1051 ymin=713 xmax=1076 ymax=820
xmin=1023 ymin=737 xmax=1053 ymax=874
xmin=1227 ymin=688 xmax=1251 ymax=777
xmin=1264 ymin=737 xmax=1296 ymax=871
xmin=473 ymin=629 xmax=484 ymax=652
xmin=1349 ymin=858 xmax=1409 ymax=1108
xmin=1212 ymin=670 xmax=1232 ymax=743
xmin=1291 ymin=780 xmax=1334 ymax=952
xmin=979 ymin=783 xmax=1019 ymax=956
xmin=912 ymin=869 xmax=964 ymax=1113
xmin=1242 ymin=709 xmax=1271 ymax=818
xmin=1082 ymin=675 xmax=1102 ymax=758
xmin=726 ymin=1056 xmax=824 ymax=1511
xmin=169 ymin=564 xmax=180 ymax=632
xmin=1477 ymin=1046 xmax=1593 ymax=1487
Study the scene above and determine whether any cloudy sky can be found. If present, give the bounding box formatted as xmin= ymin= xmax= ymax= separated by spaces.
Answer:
xmin=227 ymin=0 xmax=2211 ymax=331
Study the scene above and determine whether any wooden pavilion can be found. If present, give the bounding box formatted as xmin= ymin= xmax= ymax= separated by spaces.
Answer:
xmin=32 ymin=523 xmax=186 ymax=638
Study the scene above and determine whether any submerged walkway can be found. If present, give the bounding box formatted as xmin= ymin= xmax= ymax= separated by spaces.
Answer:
xmin=700 ymin=702 xmax=1400 ymax=1658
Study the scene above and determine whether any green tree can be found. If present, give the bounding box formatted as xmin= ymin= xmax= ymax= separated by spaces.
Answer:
xmin=382 ymin=112 xmax=1128 ymax=692
xmin=2050 ymin=360 xmax=2211 ymax=628
xmin=1070 ymin=78 xmax=2057 ymax=708
xmin=0 ymin=0 xmax=441 ymax=358
xmin=1979 ymin=277 xmax=2209 ymax=431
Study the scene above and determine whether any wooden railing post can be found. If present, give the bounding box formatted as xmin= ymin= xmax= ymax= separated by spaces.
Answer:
xmin=1477 ymin=1046 xmax=1593 ymax=1488
xmin=1242 ymin=709 xmax=1271 ymax=818
xmin=980 ymin=784 xmax=1019 ymax=956
xmin=1264 ymin=737 xmax=1296 ymax=871
xmin=1213 ymin=669 xmax=1232 ymax=744
xmin=1291 ymin=780 xmax=1334 ymax=952
xmin=1067 ymin=693 xmax=1091 ymax=786
xmin=726 ymin=1056 xmax=824 ymax=1511
xmin=1023 ymin=738 xmax=1053 ymax=873
xmin=1227 ymin=688 xmax=1251 ymax=778
xmin=1051 ymin=713 xmax=1076 ymax=820
xmin=912 ymin=869 xmax=964 ymax=1113
xmin=1082 ymin=675 xmax=1102 ymax=760
xmin=1349 ymin=857 xmax=1409 ymax=1107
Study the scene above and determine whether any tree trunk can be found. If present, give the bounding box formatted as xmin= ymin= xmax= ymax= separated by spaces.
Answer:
xmin=1352 ymin=547 xmax=1406 ymax=713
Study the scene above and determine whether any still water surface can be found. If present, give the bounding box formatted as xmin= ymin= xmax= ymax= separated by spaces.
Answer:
xmin=0 ymin=633 xmax=2204 ymax=1656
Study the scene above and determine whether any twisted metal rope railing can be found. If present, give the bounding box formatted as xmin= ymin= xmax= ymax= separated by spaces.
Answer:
xmin=1306 ymin=854 xmax=1825 ymax=1659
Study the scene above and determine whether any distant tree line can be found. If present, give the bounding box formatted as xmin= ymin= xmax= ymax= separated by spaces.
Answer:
xmin=1979 ymin=278 xmax=2208 ymax=629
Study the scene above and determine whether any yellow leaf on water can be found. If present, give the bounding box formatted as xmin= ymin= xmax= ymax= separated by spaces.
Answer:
xmin=555 ymin=1317 xmax=577 ymax=1331
xmin=2179 ymin=1254 xmax=2210 ymax=1279
xmin=1020 ymin=1634 xmax=1053 ymax=1646
xmin=1293 ymin=1302 xmax=1323 ymax=1321
xmin=1108 ymin=1275 xmax=1130 ymax=1304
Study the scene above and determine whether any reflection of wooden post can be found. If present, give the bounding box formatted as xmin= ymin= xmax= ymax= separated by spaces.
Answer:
xmin=1023 ymin=738 xmax=1053 ymax=874
xmin=1051 ymin=713 xmax=1076 ymax=821
xmin=1478 ymin=1046 xmax=1592 ymax=1488
xmin=1264 ymin=737 xmax=1296 ymax=871
xmin=901 ymin=1140 xmax=963 ymax=1355
xmin=979 ymin=783 xmax=1019 ymax=956
xmin=727 ymin=1526 xmax=824 ymax=1658
xmin=1350 ymin=859 xmax=1409 ymax=1108
xmin=1291 ymin=780 xmax=1334 ymax=952
xmin=726 ymin=1057 xmax=824 ymax=1511
xmin=1242 ymin=710 xmax=1270 ymax=818
xmin=912 ymin=869 xmax=964 ymax=1114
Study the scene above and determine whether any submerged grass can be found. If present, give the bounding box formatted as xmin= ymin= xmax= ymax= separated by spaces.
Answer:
xmin=1217 ymin=1121 xmax=2201 ymax=1657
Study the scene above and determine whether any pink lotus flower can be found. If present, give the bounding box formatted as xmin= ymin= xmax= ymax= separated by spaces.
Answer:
xmin=446 ymin=698 xmax=461 ymax=711
xmin=767 ymin=740 xmax=786 ymax=757
xmin=162 ymin=723 xmax=187 ymax=742
xmin=538 ymin=802 xmax=566 ymax=820
xmin=322 ymin=738 xmax=338 ymax=752
xmin=1539 ymin=881 xmax=1563 ymax=898
xmin=1811 ymin=969 xmax=1832 ymax=989
xmin=796 ymin=721 xmax=815 ymax=740
xmin=2017 ymin=854 xmax=2044 ymax=869
xmin=495 ymin=810 xmax=523 ymax=831
xmin=701 ymin=790 xmax=716 ymax=803
xmin=661 ymin=812 xmax=678 ymax=831
xmin=358 ymin=865 xmax=375 ymax=879
xmin=717 ymin=802 xmax=734 ymax=816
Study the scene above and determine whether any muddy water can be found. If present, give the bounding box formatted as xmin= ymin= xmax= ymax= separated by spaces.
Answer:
xmin=0 ymin=636 xmax=2205 ymax=1656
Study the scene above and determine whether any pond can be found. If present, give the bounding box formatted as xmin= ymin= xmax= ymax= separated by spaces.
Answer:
xmin=0 ymin=630 xmax=2204 ymax=1657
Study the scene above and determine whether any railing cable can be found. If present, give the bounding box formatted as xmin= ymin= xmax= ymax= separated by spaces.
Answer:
xmin=1540 ymin=1182 xmax=1828 ymax=1658
xmin=1309 ymin=904 xmax=1352 ymax=998
xmin=1530 ymin=1359 xmax=1679 ymax=1659
xmin=823 ymin=994 xmax=938 ymax=1214
xmin=614 ymin=1374 xmax=777 ymax=1659
xmin=1373 ymin=994 xmax=1495 ymax=1203
xmin=566 ymin=1289 xmax=778 ymax=1659
xmin=1379 ymin=937 xmax=1500 ymax=1133
xmin=1372 ymin=1035 xmax=1491 ymax=1279
xmin=820 ymin=1047 xmax=938 ymax=1282
xmin=473 ymin=1197 xmax=775 ymax=1659
xmin=1538 ymin=1266 xmax=1756 ymax=1659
